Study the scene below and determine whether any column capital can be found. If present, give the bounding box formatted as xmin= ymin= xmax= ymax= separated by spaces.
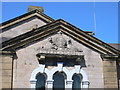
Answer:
xmin=46 ymin=80 xmax=54 ymax=84
xmin=82 ymin=81 xmax=90 ymax=85
xmin=30 ymin=79 xmax=37 ymax=84
xmin=66 ymin=80 xmax=73 ymax=85
xmin=46 ymin=80 xmax=54 ymax=88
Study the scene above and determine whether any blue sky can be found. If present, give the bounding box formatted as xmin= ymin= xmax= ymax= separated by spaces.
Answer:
xmin=1 ymin=2 xmax=118 ymax=43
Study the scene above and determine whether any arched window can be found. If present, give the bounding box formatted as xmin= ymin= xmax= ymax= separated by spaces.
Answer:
xmin=53 ymin=71 xmax=66 ymax=90
xmin=72 ymin=74 xmax=83 ymax=90
xmin=36 ymin=73 xmax=46 ymax=90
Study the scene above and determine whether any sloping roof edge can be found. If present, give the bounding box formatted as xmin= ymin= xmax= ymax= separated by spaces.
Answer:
xmin=0 ymin=9 xmax=55 ymax=30
xmin=1 ymin=19 xmax=120 ymax=56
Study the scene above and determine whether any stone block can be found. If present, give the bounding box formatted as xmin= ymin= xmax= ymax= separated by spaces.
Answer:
xmin=0 ymin=63 xmax=2 ymax=70
xmin=0 ymin=57 xmax=2 ymax=63
xmin=2 ymin=82 xmax=11 ymax=88
xmin=1 ymin=56 xmax=12 ymax=63
xmin=0 ymin=82 xmax=2 ymax=89
xmin=2 ymin=76 xmax=11 ymax=83
xmin=105 ymin=85 xmax=118 ymax=88
xmin=103 ymin=67 xmax=117 ymax=72
xmin=89 ymin=74 xmax=103 ymax=79
xmin=2 ymin=63 xmax=12 ymax=70
xmin=104 ymin=77 xmax=117 ymax=83
xmin=1 ymin=70 xmax=12 ymax=75
xmin=104 ymin=72 xmax=117 ymax=78
xmin=103 ymin=61 xmax=116 ymax=67
xmin=105 ymin=82 xmax=118 ymax=86
xmin=0 ymin=75 xmax=2 ymax=83
xmin=2 ymin=57 xmax=12 ymax=63
xmin=27 ymin=6 xmax=44 ymax=12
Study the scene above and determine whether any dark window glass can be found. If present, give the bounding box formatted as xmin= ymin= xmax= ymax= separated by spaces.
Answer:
xmin=72 ymin=74 xmax=82 ymax=90
xmin=36 ymin=73 xmax=46 ymax=90
xmin=53 ymin=72 xmax=66 ymax=90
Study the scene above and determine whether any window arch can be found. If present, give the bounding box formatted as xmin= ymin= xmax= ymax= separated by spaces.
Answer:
xmin=30 ymin=64 xmax=89 ymax=89
xmin=72 ymin=73 xmax=83 ymax=90
xmin=35 ymin=73 xmax=47 ymax=90
xmin=53 ymin=71 xmax=67 ymax=90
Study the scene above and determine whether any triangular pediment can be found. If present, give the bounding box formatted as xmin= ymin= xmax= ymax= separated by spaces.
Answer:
xmin=1 ymin=19 xmax=120 ymax=56
xmin=0 ymin=9 xmax=55 ymax=42
xmin=35 ymin=31 xmax=83 ymax=57
xmin=0 ymin=9 xmax=54 ymax=30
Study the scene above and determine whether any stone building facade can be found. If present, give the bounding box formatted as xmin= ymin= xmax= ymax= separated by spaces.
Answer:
xmin=0 ymin=6 xmax=120 ymax=89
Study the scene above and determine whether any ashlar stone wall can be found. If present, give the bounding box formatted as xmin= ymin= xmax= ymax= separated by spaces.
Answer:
xmin=0 ymin=52 xmax=13 ymax=89
xmin=103 ymin=59 xmax=118 ymax=88
xmin=13 ymin=33 xmax=104 ymax=88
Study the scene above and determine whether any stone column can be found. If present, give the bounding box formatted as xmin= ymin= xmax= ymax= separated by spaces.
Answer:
xmin=30 ymin=79 xmax=37 ymax=89
xmin=82 ymin=81 xmax=89 ymax=89
xmin=66 ymin=80 xmax=73 ymax=90
xmin=46 ymin=80 xmax=53 ymax=90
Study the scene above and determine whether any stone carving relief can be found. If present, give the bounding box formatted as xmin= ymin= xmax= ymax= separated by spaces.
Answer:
xmin=35 ymin=31 xmax=86 ymax=67
xmin=36 ymin=31 xmax=83 ymax=56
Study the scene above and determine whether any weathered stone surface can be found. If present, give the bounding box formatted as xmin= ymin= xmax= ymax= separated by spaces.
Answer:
xmin=104 ymin=72 xmax=117 ymax=78
xmin=104 ymin=77 xmax=117 ymax=83
xmin=27 ymin=6 xmax=44 ymax=12
xmin=2 ymin=63 xmax=12 ymax=70
xmin=1 ymin=33 xmax=119 ymax=88
xmin=0 ymin=17 xmax=46 ymax=42
xmin=103 ymin=67 xmax=117 ymax=72
xmin=103 ymin=60 xmax=116 ymax=67
xmin=0 ymin=63 xmax=2 ymax=70
xmin=0 ymin=75 xmax=2 ymax=83
xmin=2 ymin=76 xmax=11 ymax=83
xmin=1 ymin=56 xmax=12 ymax=63
xmin=2 ymin=82 xmax=11 ymax=88
xmin=103 ymin=60 xmax=118 ymax=88
xmin=0 ymin=55 xmax=13 ymax=89
xmin=11 ymin=33 xmax=104 ymax=88
xmin=105 ymin=85 xmax=118 ymax=88
xmin=1 ymin=70 xmax=12 ymax=75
